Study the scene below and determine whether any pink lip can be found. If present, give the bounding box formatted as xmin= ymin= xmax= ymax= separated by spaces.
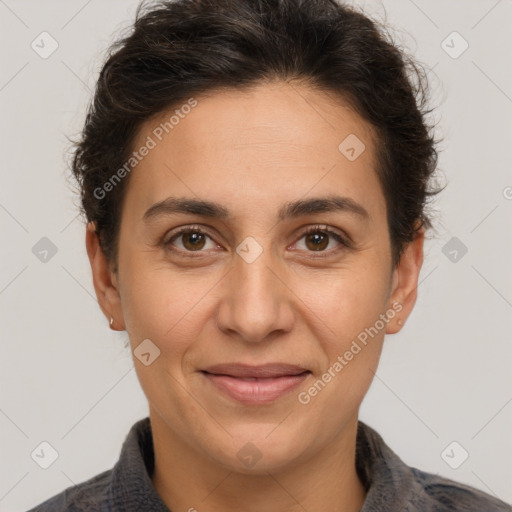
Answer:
xmin=201 ymin=363 xmax=311 ymax=404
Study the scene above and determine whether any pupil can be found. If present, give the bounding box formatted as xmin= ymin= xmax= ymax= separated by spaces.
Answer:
xmin=308 ymin=232 xmax=327 ymax=251
xmin=184 ymin=232 xmax=205 ymax=250
xmin=189 ymin=233 xmax=202 ymax=244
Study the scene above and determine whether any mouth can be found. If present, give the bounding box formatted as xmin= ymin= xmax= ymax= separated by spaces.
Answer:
xmin=200 ymin=363 xmax=311 ymax=404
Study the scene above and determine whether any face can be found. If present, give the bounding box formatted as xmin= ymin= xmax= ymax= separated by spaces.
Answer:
xmin=87 ymin=80 xmax=423 ymax=473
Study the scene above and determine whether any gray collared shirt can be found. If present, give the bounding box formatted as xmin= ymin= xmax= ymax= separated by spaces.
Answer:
xmin=27 ymin=417 xmax=512 ymax=511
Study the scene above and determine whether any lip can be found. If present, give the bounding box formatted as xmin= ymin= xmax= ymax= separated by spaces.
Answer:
xmin=202 ymin=362 xmax=309 ymax=378
xmin=201 ymin=363 xmax=311 ymax=404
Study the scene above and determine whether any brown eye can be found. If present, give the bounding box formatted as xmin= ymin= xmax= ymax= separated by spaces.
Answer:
xmin=164 ymin=227 xmax=217 ymax=252
xmin=295 ymin=226 xmax=349 ymax=254
xmin=181 ymin=231 xmax=207 ymax=251
xmin=305 ymin=231 xmax=329 ymax=251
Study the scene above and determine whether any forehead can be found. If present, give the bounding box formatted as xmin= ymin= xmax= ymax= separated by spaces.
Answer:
xmin=123 ymin=81 xmax=384 ymax=223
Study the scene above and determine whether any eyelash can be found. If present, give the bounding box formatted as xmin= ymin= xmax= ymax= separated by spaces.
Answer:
xmin=163 ymin=224 xmax=351 ymax=257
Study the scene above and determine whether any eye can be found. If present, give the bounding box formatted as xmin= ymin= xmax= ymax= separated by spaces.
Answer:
xmin=164 ymin=225 xmax=219 ymax=253
xmin=163 ymin=224 xmax=351 ymax=256
xmin=293 ymin=225 xmax=350 ymax=254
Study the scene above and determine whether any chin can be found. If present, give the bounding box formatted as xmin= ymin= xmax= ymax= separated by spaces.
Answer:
xmin=205 ymin=426 xmax=308 ymax=474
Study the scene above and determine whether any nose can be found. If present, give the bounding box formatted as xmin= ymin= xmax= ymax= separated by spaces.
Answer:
xmin=215 ymin=244 xmax=295 ymax=344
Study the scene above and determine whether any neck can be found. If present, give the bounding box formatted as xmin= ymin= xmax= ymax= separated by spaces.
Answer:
xmin=150 ymin=412 xmax=367 ymax=512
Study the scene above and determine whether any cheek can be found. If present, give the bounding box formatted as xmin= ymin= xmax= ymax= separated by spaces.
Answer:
xmin=293 ymin=270 xmax=389 ymax=430
xmin=293 ymin=263 xmax=391 ymax=345
xmin=118 ymin=249 xmax=210 ymax=355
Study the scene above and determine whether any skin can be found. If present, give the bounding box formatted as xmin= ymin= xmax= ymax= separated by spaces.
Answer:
xmin=86 ymin=80 xmax=424 ymax=512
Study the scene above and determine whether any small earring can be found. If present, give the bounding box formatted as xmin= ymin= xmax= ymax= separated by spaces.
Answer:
xmin=110 ymin=316 xmax=114 ymax=328
xmin=397 ymin=319 xmax=403 ymax=326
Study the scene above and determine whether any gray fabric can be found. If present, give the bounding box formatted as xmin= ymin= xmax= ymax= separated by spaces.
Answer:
xmin=27 ymin=417 xmax=512 ymax=511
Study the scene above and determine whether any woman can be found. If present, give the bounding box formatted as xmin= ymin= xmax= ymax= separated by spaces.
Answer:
xmin=28 ymin=0 xmax=511 ymax=510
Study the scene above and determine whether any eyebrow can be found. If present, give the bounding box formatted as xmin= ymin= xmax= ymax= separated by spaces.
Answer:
xmin=142 ymin=195 xmax=369 ymax=223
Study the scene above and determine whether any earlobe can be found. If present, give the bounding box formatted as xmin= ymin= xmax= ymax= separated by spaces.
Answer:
xmin=385 ymin=228 xmax=425 ymax=335
xmin=85 ymin=221 xmax=126 ymax=331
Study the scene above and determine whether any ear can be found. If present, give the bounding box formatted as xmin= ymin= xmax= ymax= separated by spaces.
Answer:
xmin=385 ymin=227 xmax=425 ymax=334
xmin=85 ymin=221 xmax=125 ymax=331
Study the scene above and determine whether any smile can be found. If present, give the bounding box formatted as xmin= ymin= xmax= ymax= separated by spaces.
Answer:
xmin=200 ymin=363 xmax=311 ymax=404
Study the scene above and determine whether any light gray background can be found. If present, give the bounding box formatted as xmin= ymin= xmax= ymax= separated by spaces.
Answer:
xmin=1 ymin=0 xmax=511 ymax=510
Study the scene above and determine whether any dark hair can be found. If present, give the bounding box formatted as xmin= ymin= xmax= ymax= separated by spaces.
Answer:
xmin=70 ymin=0 xmax=439 ymax=271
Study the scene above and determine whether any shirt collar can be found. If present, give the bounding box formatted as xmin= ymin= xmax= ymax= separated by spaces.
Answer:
xmin=108 ymin=417 xmax=169 ymax=511
xmin=355 ymin=420 xmax=427 ymax=510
